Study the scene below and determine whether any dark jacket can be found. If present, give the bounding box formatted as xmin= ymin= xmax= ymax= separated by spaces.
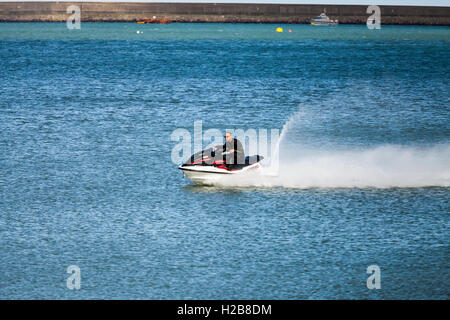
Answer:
xmin=219 ymin=138 xmax=245 ymax=165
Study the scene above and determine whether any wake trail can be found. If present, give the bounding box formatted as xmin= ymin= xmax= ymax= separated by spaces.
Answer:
xmin=217 ymin=109 xmax=450 ymax=188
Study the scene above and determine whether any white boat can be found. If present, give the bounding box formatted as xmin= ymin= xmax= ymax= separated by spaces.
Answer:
xmin=311 ymin=12 xmax=338 ymax=26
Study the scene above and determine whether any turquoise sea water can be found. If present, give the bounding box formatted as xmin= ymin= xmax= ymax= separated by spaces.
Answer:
xmin=0 ymin=23 xmax=449 ymax=299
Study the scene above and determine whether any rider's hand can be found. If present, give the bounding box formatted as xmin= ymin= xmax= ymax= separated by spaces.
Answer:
xmin=229 ymin=149 xmax=235 ymax=153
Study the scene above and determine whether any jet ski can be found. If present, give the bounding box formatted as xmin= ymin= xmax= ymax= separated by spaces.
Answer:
xmin=179 ymin=147 xmax=264 ymax=185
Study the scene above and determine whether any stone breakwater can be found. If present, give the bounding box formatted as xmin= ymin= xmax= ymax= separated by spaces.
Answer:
xmin=0 ymin=2 xmax=449 ymax=25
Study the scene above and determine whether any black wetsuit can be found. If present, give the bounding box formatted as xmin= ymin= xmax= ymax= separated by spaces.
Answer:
xmin=217 ymin=138 xmax=245 ymax=168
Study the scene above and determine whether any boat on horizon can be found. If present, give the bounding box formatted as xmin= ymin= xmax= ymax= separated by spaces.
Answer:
xmin=310 ymin=12 xmax=339 ymax=26
xmin=137 ymin=17 xmax=172 ymax=24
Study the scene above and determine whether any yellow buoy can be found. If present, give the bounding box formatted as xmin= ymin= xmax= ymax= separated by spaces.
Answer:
xmin=276 ymin=27 xmax=283 ymax=33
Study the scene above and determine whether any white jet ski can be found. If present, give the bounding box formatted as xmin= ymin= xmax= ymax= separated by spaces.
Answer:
xmin=178 ymin=147 xmax=264 ymax=185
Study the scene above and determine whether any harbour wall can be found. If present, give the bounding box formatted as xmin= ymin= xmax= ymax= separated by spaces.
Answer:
xmin=0 ymin=2 xmax=449 ymax=25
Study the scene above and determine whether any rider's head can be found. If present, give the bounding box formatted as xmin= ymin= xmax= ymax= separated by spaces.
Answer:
xmin=224 ymin=132 xmax=233 ymax=143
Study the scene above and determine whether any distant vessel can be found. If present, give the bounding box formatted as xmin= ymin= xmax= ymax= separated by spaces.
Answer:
xmin=310 ymin=12 xmax=338 ymax=26
xmin=137 ymin=17 xmax=172 ymax=24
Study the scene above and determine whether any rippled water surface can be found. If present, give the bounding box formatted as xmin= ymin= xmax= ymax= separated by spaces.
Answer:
xmin=0 ymin=23 xmax=449 ymax=299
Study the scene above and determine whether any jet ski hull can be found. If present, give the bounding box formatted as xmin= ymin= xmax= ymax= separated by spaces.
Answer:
xmin=178 ymin=148 xmax=264 ymax=185
xmin=179 ymin=162 xmax=262 ymax=185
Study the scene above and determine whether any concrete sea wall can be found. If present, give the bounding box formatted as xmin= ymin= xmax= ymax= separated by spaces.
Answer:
xmin=0 ymin=2 xmax=449 ymax=25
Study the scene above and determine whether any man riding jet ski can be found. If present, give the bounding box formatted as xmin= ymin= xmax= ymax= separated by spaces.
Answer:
xmin=214 ymin=131 xmax=245 ymax=170
xmin=178 ymin=132 xmax=264 ymax=185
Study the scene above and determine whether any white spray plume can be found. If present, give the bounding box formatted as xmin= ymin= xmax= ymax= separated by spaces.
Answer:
xmin=213 ymin=108 xmax=450 ymax=189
